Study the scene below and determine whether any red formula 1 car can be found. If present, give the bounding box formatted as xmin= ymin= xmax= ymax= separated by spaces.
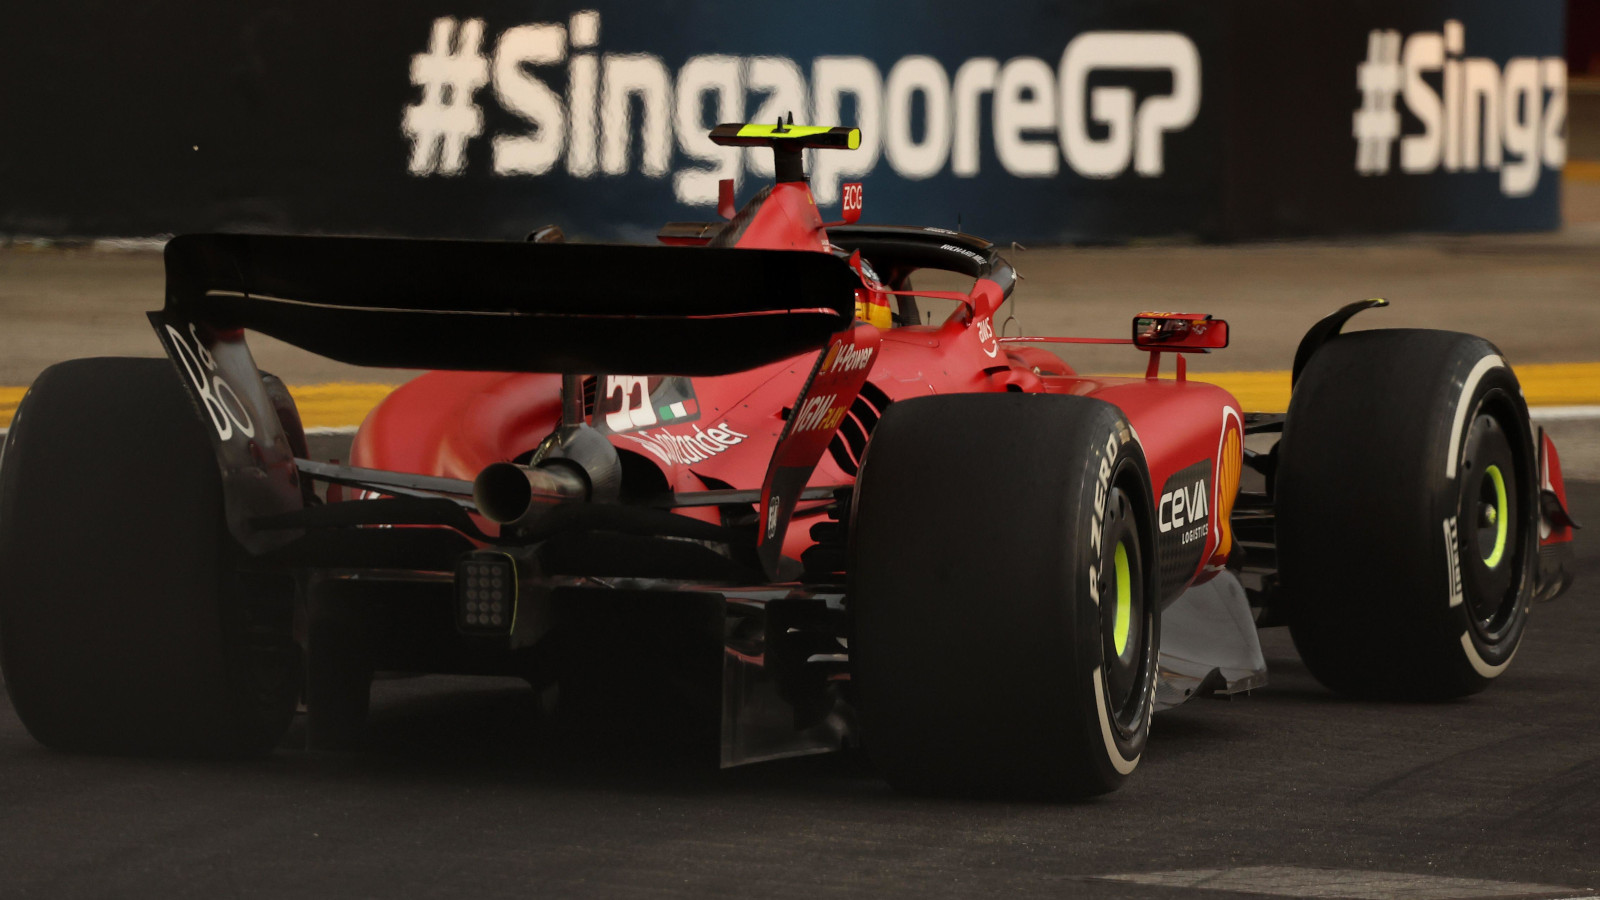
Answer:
xmin=0 ymin=123 xmax=1580 ymax=797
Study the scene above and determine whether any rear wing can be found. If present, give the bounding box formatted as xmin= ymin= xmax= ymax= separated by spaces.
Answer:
xmin=709 ymin=122 xmax=860 ymax=184
xmin=158 ymin=233 xmax=860 ymax=376
xmin=148 ymin=232 xmax=860 ymax=553
xmin=708 ymin=123 xmax=861 ymax=150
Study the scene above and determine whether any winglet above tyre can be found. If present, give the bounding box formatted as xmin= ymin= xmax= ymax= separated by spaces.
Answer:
xmin=1290 ymin=298 xmax=1389 ymax=389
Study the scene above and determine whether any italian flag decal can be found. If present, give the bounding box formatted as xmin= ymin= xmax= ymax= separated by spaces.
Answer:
xmin=658 ymin=398 xmax=699 ymax=421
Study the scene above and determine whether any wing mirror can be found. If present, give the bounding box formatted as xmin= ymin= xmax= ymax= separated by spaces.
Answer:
xmin=1131 ymin=313 xmax=1229 ymax=352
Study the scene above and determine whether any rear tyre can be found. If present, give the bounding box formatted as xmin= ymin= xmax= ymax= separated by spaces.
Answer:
xmin=851 ymin=394 xmax=1157 ymax=797
xmin=1279 ymin=330 xmax=1537 ymax=700
xmin=0 ymin=358 xmax=300 ymax=754
xmin=305 ymin=583 xmax=375 ymax=751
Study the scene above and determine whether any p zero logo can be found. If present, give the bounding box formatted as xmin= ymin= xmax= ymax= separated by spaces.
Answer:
xmin=1086 ymin=428 xmax=1122 ymax=606
xmin=165 ymin=324 xmax=256 ymax=442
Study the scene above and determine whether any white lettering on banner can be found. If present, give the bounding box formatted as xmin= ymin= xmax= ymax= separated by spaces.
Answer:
xmin=951 ymin=58 xmax=999 ymax=176
xmin=1060 ymin=32 xmax=1202 ymax=178
xmin=885 ymin=56 xmax=953 ymax=180
xmin=601 ymin=54 xmax=673 ymax=177
xmin=995 ymin=57 xmax=1059 ymax=177
xmin=403 ymin=12 xmax=1202 ymax=200
xmin=491 ymin=24 xmax=566 ymax=175
xmin=404 ymin=18 xmax=490 ymax=176
xmin=1354 ymin=19 xmax=1566 ymax=197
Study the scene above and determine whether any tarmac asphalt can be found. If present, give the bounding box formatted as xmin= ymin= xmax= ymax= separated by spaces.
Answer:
xmin=0 ymin=485 xmax=1594 ymax=899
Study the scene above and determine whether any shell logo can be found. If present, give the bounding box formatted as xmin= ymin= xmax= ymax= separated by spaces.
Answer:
xmin=1210 ymin=411 xmax=1244 ymax=567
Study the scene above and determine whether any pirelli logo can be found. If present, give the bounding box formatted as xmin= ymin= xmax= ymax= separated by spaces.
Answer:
xmin=1444 ymin=515 xmax=1464 ymax=607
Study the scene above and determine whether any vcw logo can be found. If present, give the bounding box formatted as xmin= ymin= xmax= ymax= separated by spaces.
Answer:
xmin=1352 ymin=20 xmax=1567 ymax=197
xmin=402 ymin=11 xmax=1201 ymax=203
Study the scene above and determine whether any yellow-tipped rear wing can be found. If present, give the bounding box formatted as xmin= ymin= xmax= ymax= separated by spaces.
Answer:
xmin=709 ymin=122 xmax=861 ymax=150
xmin=710 ymin=122 xmax=861 ymax=183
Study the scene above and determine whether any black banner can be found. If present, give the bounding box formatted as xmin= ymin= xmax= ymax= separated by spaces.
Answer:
xmin=0 ymin=1 xmax=1566 ymax=243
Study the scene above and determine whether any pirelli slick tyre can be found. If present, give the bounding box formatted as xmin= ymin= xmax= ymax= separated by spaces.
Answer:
xmin=851 ymin=393 xmax=1158 ymax=797
xmin=1279 ymin=330 xmax=1537 ymax=700
xmin=0 ymin=358 xmax=300 ymax=754
xmin=305 ymin=584 xmax=376 ymax=752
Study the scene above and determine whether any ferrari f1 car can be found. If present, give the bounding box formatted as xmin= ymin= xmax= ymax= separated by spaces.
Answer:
xmin=0 ymin=122 xmax=1580 ymax=797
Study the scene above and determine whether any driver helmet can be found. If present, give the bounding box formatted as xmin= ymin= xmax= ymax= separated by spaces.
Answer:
xmin=846 ymin=251 xmax=893 ymax=329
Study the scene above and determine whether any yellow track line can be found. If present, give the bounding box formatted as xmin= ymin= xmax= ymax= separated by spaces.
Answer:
xmin=2 ymin=363 xmax=1597 ymax=431
xmin=282 ymin=382 xmax=400 ymax=431
xmin=1568 ymin=160 xmax=1600 ymax=183
xmin=0 ymin=382 xmax=401 ymax=432
xmin=0 ymin=386 xmax=25 ymax=427
xmin=1108 ymin=362 xmax=1600 ymax=413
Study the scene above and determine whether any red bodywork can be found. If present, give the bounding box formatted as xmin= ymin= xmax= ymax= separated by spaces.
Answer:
xmin=352 ymin=179 xmax=1249 ymax=598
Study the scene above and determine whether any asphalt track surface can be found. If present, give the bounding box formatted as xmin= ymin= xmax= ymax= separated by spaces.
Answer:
xmin=0 ymin=481 xmax=1592 ymax=898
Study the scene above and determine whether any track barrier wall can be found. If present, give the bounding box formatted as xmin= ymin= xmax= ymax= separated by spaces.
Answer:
xmin=0 ymin=1 xmax=1568 ymax=243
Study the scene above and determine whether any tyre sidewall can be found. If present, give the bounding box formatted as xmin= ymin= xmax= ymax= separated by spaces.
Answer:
xmin=850 ymin=394 xmax=1158 ymax=797
xmin=1071 ymin=438 xmax=1158 ymax=788
xmin=1436 ymin=361 xmax=1535 ymax=681
xmin=0 ymin=358 xmax=298 ymax=754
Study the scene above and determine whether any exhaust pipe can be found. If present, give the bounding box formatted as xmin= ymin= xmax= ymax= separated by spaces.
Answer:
xmin=473 ymin=462 xmax=588 ymax=527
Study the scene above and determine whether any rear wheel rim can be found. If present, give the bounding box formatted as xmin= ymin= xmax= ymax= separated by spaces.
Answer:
xmin=1479 ymin=464 xmax=1508 ymax=568
xmin=1097 ymin=487 xmax=1149 ymax=736
xmin=1457 ymin=403 xmax=1525 ymax=639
